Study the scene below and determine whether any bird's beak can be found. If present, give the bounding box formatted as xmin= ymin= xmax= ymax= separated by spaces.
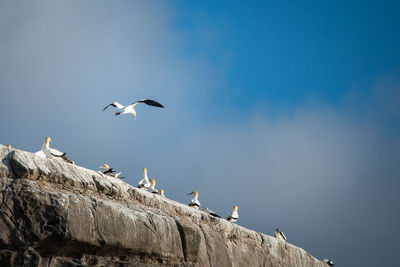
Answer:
xmin=187 ymin=192 xmax=193 ymax=195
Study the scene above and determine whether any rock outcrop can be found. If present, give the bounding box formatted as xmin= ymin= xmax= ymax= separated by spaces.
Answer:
xmin=0 ymin=144 xmax=326 ymax=267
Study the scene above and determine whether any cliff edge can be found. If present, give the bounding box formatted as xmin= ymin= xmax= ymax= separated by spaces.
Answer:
xmin=0 ymin=144 xmax=326 ymax=267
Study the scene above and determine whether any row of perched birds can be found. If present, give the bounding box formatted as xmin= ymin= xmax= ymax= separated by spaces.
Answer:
xmin=30 ymin=98 xmax=334 ymax=266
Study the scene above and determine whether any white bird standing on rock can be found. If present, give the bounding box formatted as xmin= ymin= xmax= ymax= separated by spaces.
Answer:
xmin=35 ymin=137 xmax=74 ymax=164
xmin=158 ymin=189 xmax=165 ymax=197
xmin=187 ymin=191 xmax=200 ymax=209
xmin=149 ymin=179 xmax=159 ymax=194
xmin=99 ymin=164 xmax=125 ymax=179
xmin=138 ymin=168 xmax=151 ymax=190
xmin=103 ymin=99 xmax=164 ymax=119
xmin=226 ymin=205 xmax=239 ymax=222
xmin=99 ymin=164 xmax=114 ymax=175
xmin=274 ymin=228 xmax=287 ymax=241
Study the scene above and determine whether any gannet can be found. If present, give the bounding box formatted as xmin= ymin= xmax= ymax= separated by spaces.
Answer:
xmin=187 ymin=191 xmax=200 ymax=209
xmin=99 ymin=164 xmax=115 ymax=175
xmin=113 ymin=172 xmax=125 ymax=179
xmin=323 ymin=259 xmax=334 ymax=266
xmin=274 ymin=228 xmax=287 ymax=241
xmin=201 ymin=207 xmax=221 ymax=218
xmin=226 ymin=205 xmax=239 ymax=222
xmin=103 ymin=99 xmax=164 ymax=119
xmin=99 ymin=164 xmax=125 ymax=179
xmin=138 ymin=168 xmax=151 ymax=190
xmin=158 ymin=189 xmax=165 ymax=197
xmin=36 ymin=137 xmax=74 ymax=164
xmin=149 ymin=179 xmax=159 ymax=194
xmin=6 ymin=144 xmax=11 ymax=149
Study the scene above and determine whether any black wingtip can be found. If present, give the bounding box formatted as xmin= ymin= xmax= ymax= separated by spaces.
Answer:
xmin=138 ymin=99 xmax=165 ymax=108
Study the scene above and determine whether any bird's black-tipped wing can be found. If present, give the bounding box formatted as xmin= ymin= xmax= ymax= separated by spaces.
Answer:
xmin=103 ymin=168 xmax=115 ymax=175
xmin=136 ymin=99 xmax=164 ymax=108
xmin=51 ymin=152 xmax=74 ymax=164
xmin=103 ymin=103 xmax=116 ymax=111
xmin=210 ymin=212 xmax=221 ymax=218
xmin=103 ymin=102 xmax=124 ymax=111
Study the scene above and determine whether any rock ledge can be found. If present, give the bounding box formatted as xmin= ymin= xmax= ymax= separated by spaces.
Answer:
xmin=0 ymin=145 xmax=326 ymax=267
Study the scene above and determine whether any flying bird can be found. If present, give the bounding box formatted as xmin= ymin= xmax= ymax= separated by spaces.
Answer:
xmin=226 ymin=205 xmax=239 ymax=222
xmin=323 ymin=259 xmax=334 ymax=266
xmin=274 ymin=228 xmax=287 ymax=241
xmin=138 ymin=168 xmax=151 ymax=190
xmin=35 ymin=137 xmax=74 ymax=164
xmin=187 ymin=191 xmax=200 ymax=209
xmin=103 ymin=99 xmax=164 ymax=119
xmin=201 ymin=207 xmax=221 ymax=218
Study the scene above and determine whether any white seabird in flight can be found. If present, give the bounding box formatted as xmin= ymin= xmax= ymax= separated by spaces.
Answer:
xmin=226 ymin=205 xmax=239 ymax=222
xmin=323 ymin=259 xmax=334 ymax=266
xmin=274 ymin=228 xmax=287 ymax=241
xmin=103 ymin=99 xmax=164 ymax=119
xmin=187 ymin=190 xmax=200 ymax=209
xmin=35 ymin=137 xmax=74 ymax=164
xmin=138 ymin=168 xmax=151 ymax=190
xmin=201 ymin=207 xmax=221 ymax=218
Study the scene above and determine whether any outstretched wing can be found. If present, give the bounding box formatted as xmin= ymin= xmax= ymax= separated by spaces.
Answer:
xmin=130 ymin=99 xmax=164 ymax=108
xmin=103 ymin=102 xmax=124 ymax=111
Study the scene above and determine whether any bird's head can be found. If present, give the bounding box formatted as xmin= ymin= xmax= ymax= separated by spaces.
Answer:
xmin=233 ymin=205 xmax=238 ymax=212
xmin=100 ymin=164 xmax=109 ymax=169
xmin=159 ymin=189 xmax=164 ymax=195
xmin=187 ymin=190 xmax=198 ymax=197
xmin=142 ymin=168 xmax=147 ymax=176
xmin=45 ymin=137 xmax=52 ymax=144
xmin=150 ymin=179 xmax=156 ymax=187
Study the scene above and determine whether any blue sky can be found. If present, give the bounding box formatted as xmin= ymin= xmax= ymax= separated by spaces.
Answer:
xmin=0 ymin=1 xmax=399 ymax=266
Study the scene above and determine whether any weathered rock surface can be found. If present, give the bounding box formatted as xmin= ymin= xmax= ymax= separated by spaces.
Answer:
xmin=0 ymin=144 xmax=327 ymax=267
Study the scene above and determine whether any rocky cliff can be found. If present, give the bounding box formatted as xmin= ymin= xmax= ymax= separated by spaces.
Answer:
xmin=0 ymin=144 xmax=327 ymax=267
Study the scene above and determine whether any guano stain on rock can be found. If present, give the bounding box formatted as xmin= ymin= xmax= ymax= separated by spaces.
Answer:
xmin=0 ymin=145 xmax=327 ymax=267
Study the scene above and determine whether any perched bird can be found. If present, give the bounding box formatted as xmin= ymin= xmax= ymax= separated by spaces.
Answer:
xmin=6 ymin=144 xmax=11 ymax=149
xmin=99 ymin=164 xmax=125 ymax=179
xmin=138 ymin=168 xmax=151 ymax=190
xmin=149 ymin=179 xmax=159 ymax=194
xmin=187 ymin=191 xmax=200 ymax=209
xmin=158 ymin=189 xmax=165 ymax=197
xmin=35 ymin=137 xmax=74 ymax=164
xmin=226 ymin=205 xmax=239 ymax=222
xmin=201 ymin=207 xmax=221 ymax=218
xmin=103 ymin=99 xmax=164 ymax=119
xmin=99 ymin=164 xmax=115 ymax=175
xmin=323 ymin=259 xmax=334 ymax=266
xmin=274 ymin=228 xmax=287 ymax=241
xmin=112 ymin=172 xmax=125 ymax=179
